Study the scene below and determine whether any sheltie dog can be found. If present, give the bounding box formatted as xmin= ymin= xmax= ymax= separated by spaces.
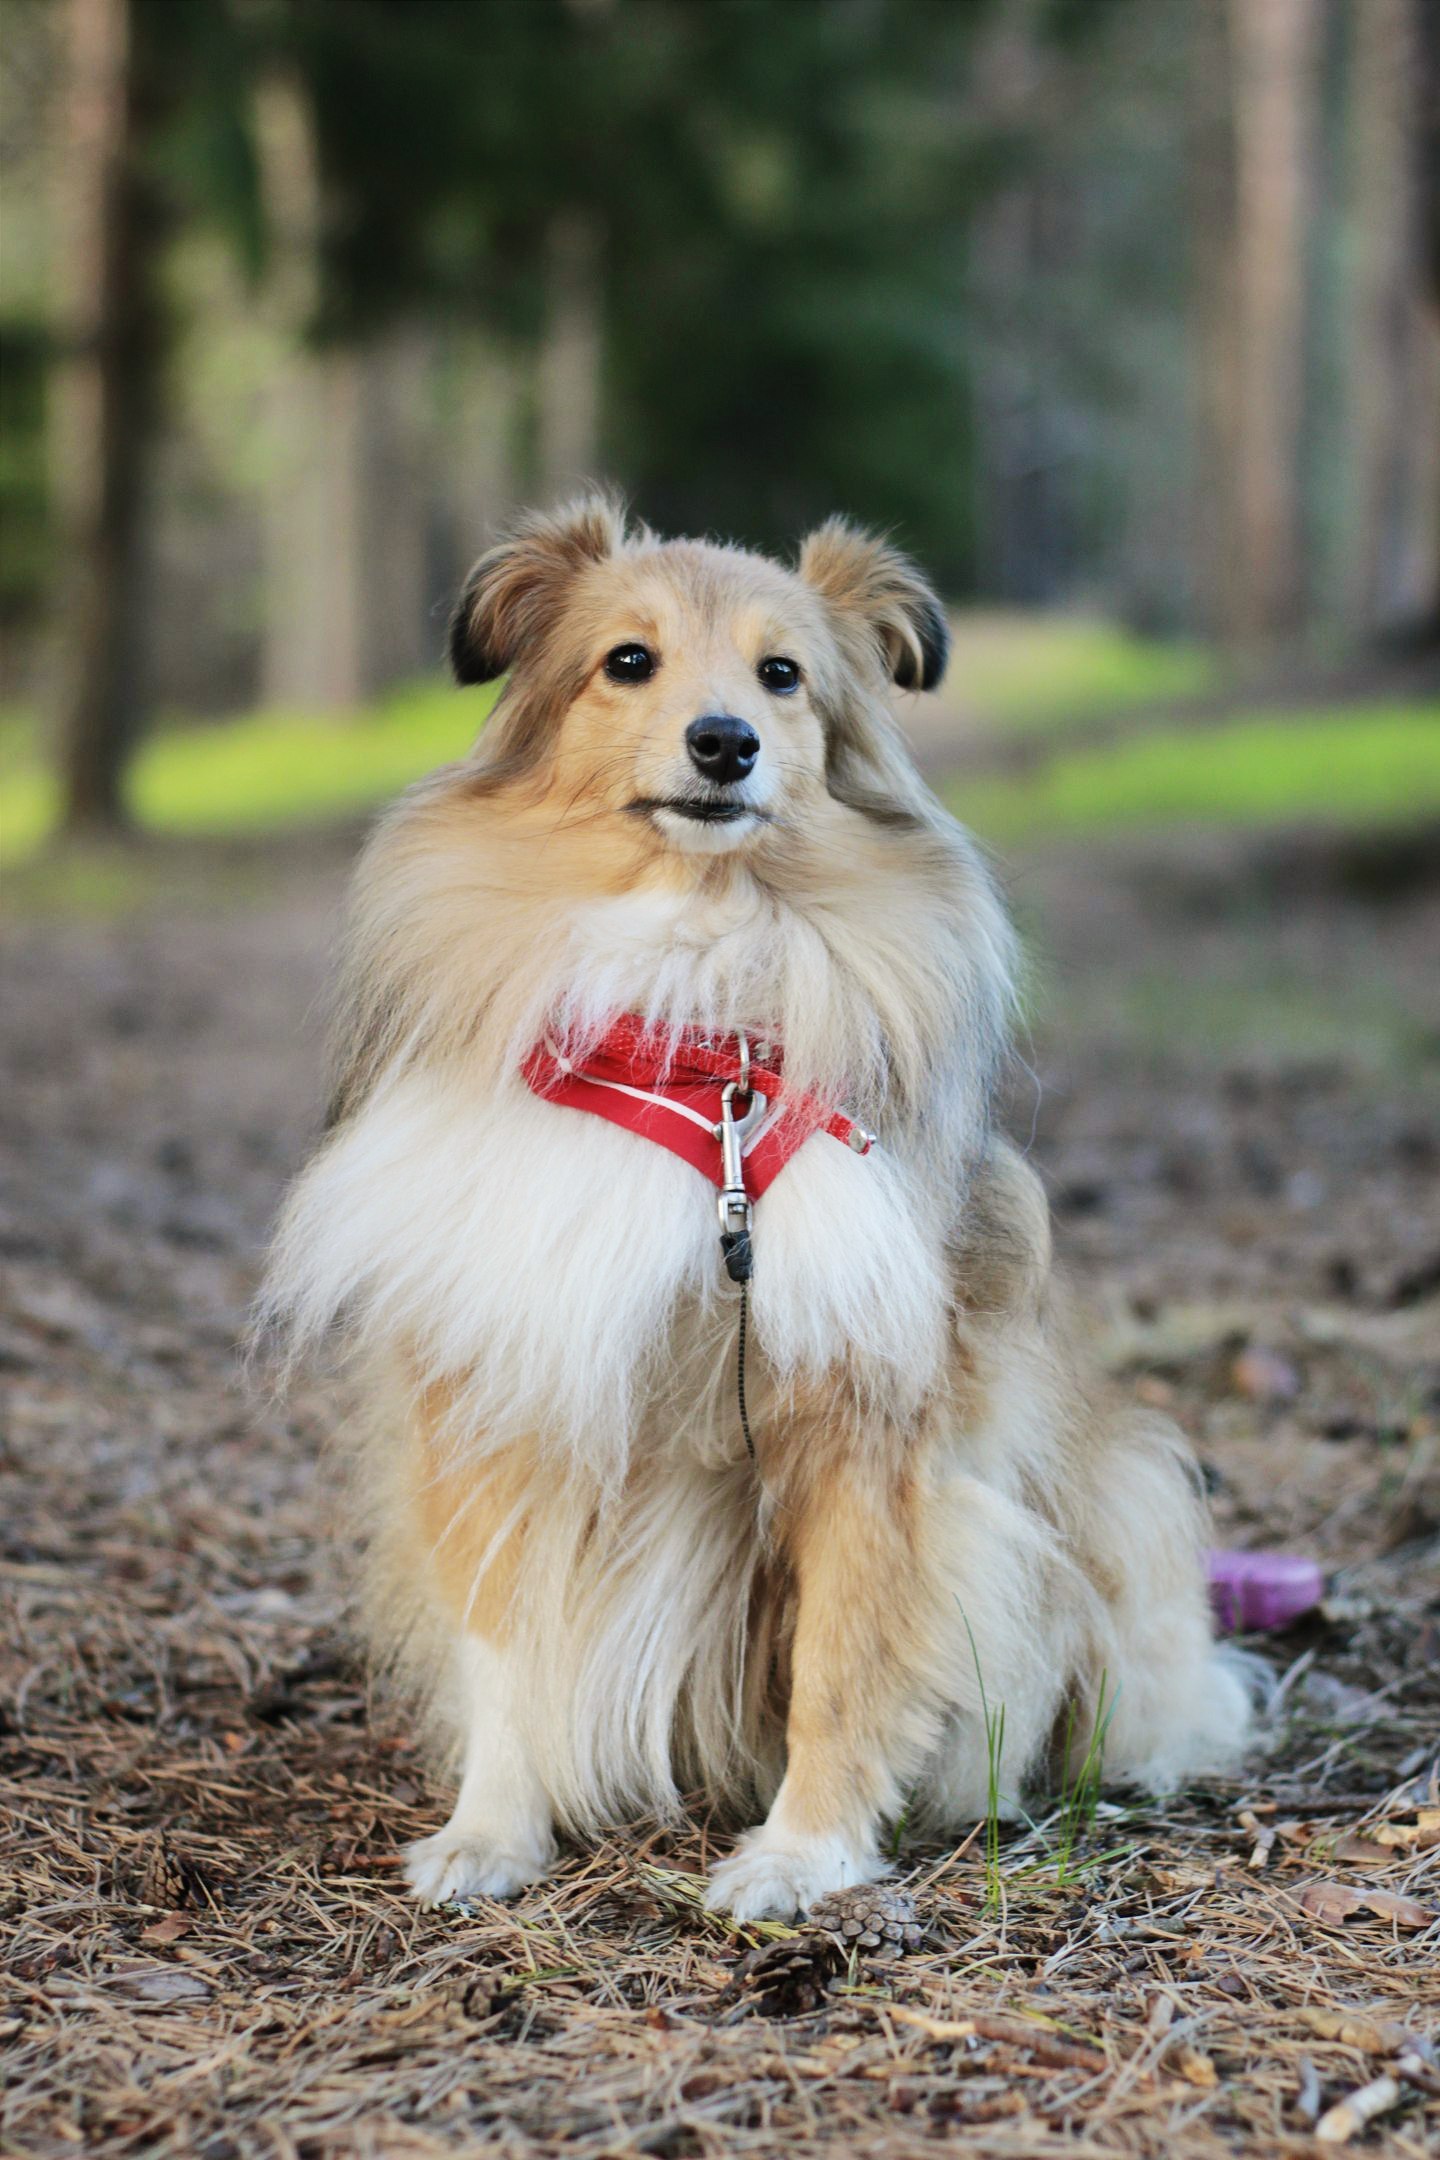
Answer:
xmin=261 ymin=494 xmax=1249 ymax=1919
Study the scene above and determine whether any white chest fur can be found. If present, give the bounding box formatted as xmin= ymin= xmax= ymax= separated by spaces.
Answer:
xmin=270 ymin=1063 xmax=950 ymax=1473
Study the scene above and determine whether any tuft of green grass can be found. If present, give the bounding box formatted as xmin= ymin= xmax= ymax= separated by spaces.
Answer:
xmin=947 ymin=703 xmax=1440 ymax=846
xmin=960 ymin=1608 xmax=1008 ymax=1916
xmin=1051 ymin=1675 xmax=1117 ymax=1887
xmin=1 ymin=680 xmax=498 ymax=866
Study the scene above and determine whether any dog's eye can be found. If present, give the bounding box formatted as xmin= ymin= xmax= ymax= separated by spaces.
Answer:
xmin=757 ymin=655 xmax=800 ymax=695
xmin=603 ymin=643 xmax=655 ymax=684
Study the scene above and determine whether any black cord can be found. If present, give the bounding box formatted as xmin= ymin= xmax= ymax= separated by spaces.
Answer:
xmin=736 ymin=1280 xmax=756 ymax=1462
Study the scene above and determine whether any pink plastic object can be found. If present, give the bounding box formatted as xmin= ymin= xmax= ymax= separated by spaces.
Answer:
xmin=1207 ymin=1549 xmax=1325 ymax=1634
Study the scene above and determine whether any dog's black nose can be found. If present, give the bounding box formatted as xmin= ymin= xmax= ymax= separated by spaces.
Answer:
xmin=685 ymin=715 xmax=760 ymax=786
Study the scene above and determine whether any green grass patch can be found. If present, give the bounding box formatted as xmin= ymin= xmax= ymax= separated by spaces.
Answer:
xmin=948 ymin=703 xmax=1440 ymax=846
xmin=948 ymin=611 xmax=1216 ymax=733
xmin=5 ymin=687 xmax=1437 ymax=881
xmin=1 ymin=680 xmax=497 ymax=866
xmin=1076 ymin=973 xmax=1439 ymax=1076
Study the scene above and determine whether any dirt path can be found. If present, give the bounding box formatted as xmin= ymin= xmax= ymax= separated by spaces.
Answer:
xmin=2 ymin=828 xmax=1437 ymax=2158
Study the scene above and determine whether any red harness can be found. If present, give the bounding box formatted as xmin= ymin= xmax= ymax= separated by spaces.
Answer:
xmin=522 ymin=1014 xmax=874 ymax=1200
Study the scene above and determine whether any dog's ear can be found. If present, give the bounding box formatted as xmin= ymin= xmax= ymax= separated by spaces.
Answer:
xmin=797 ymin=519 xmax=949 ymax=691
xmin=449 ymin=493 xmax=627 ymax=684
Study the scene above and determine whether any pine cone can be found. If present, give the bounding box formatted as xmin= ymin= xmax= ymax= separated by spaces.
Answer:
xmin=449 ymin=1974 xmax=509 ymax=2024
xmin=734 ymin=1930 xmax=845 ymax=2016
xmin=138 ymin=1833 xmax=207 ymax=1912
xmin=808 ymin=1883 xmax=923 ymax=1956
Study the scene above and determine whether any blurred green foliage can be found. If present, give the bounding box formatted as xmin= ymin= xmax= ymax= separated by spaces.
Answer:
xmin=290 ymin=0 xmax=1003 ymax=577
xmin=5 ymin=668 xmax=1436 ymax=869
xmin=947 ymin=705 xmax=1440 ymax=842
xmin=5 ymin=0 xmax=1435 ymax=842
xmin=1 ymin=0 xmax=1131 ymax=624
xmin=1 ymin=681 xmax=496 ymax=860
xmin=949 ymin=617 xmax=1216 ymax=731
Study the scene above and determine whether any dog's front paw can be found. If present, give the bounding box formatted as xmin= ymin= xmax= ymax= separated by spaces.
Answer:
xmin=705 ymin=1829 xmax=888 ymax=1922
xmin=403 ymin=1825 xmax=555 ymax=1907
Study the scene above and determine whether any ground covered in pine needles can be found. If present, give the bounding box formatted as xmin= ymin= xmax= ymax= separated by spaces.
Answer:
xmin=2 ymin=821 xmax=1438 ymax=2159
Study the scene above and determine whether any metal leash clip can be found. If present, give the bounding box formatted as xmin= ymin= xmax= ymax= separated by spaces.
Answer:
xmin=715 ymin=1039 xmax=766 ymax=1283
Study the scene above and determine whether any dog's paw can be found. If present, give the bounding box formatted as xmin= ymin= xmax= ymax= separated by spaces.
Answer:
xmin=705 ymin=1829 xmax=888 ymax=1922
xmin=403 ymin=1825 xmax=554 ymax=1907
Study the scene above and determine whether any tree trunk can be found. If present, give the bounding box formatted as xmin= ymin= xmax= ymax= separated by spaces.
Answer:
xmin=51 ymin=0 xmax=152 ymax=836
xmin=534 ymin=209 xmax=604 ymax=503
xmin=438 ymin=333 xmax=522 ymax=627
xmin=253 ymin=52 xmax=337 ymax=711
xmin=1418 ymin=0 xmax=1440 ymax=631
xmin=1224 ymin=0 xmax=1321 ymax=648
xmin=259 ymin=333 xmax=437 ymax=711
xmin=530 ymin=0 xmax=613 ymax=504
xmin=1345 ymin=0 xmax=1438 ymax=633
xmin=1191 ymin=0 xmax=1243 ymax=642
xmin=352 ymin=329 xmax=434 ymax=694
xmin=254 ymin=59 xmax=435 ymax=710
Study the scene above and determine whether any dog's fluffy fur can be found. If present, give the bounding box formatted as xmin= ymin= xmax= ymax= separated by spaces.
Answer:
xmin=260 ymin=495 xmax=1249 ymax=1919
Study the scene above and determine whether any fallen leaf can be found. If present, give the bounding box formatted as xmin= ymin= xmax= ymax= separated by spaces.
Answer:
xmin=1299 ymin=1882 xmax=1367 ymax=1926
xmin=1366 ymin=1822 xmax=1420 ymax=1850
xmin=1359 ymin=1811 xmax=1440 ymax=1851
xmin=1329 ymin=1835 xmax=1394 ymax=1868
xmin=1298 ymin=1880 xmax=1435 ymax=1929
xmin=139 ymin=1915 xmax=192 ymax=1946
xmin=1360 ymin=1887 xmax=1436 ymax=1928
xmin=1315 ymin=2074 xmax=1403 ymax=2144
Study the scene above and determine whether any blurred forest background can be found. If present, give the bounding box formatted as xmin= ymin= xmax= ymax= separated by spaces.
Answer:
xmin=4 ymin=12 xmax=1440 ymax=2152
xmin=1 ymin=0 xmax=1438 ymax=845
